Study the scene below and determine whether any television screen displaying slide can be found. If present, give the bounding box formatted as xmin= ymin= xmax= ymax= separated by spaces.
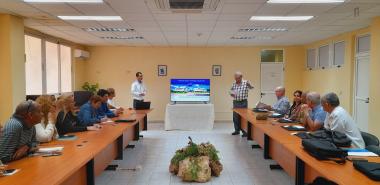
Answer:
xmin=170 ymin=79 xmax=210 ymax=102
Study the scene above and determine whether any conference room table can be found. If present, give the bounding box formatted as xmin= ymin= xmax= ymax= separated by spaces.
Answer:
xmin=234 ymin=108 xmax=380 ymax=185
xmin=0 ymin=109 xmax=152 ymax=185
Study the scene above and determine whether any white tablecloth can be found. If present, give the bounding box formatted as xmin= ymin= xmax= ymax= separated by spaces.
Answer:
xmin=165 ymin=103 xmax=215 ymax=130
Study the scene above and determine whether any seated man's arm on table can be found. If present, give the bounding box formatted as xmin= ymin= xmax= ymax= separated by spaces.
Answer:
xmin=272 ymin=100 xmax=290 ymax=115
xmin=0 ymin=124 xmax=23 ymax=163
xmin=304 ymin=110 xmax=325 ymax=131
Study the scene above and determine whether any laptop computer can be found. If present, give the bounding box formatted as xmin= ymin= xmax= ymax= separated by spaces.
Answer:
xmin=135 ymin=101 xmax=151 ymax=110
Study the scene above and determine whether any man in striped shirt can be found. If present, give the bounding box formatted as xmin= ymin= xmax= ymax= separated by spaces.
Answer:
xmin=230 ymin=71 xmax=254 ymax=136
xmin=0 ymin=100 xmax=42 ymax=163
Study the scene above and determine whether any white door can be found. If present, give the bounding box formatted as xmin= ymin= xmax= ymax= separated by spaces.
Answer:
xmin=354 ymin=55 xmax=370 ymax=132
xmin=260 ymin=63 xmax=284 ymax=105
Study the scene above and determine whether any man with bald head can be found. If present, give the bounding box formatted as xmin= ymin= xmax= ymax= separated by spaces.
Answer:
xmin=301 ymin=92 xmax=327 ymax=131
xmin=230 ymin=71 xmax=254 ymax=136
xmin=261 ymin=86 xmax=290 ymax=115
xmin=0 ymin=100 xmax=42 ymax=163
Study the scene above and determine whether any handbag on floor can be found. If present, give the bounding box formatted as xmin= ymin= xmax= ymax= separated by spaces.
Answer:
xmin=302 ymin=139 xmax=347 ymax=164
xmin=353 ymin=161 xmax=380 ymax=181
xmin=309 ymin=177 xmax=338 ymax=185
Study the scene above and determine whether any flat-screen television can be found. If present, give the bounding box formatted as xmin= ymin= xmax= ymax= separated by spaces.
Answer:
xmin=170 ymin=79 xmax=210 ymax=102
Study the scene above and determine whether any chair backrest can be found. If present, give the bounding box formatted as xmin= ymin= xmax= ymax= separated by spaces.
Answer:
xmin=74 ymin=91 xmax=93 ymax=107
xmin=361 ymin=131 xmax=380 ymax=147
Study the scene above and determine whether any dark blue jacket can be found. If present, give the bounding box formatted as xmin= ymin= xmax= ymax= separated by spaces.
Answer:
xmin=77 ymin=102 xmax=100 ymax=126
xmin=97 ymin=102 xmax=116 ymax=118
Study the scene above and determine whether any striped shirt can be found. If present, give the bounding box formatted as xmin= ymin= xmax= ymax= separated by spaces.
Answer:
xmin=231 ymin=80 xmax=254 ymax=101
xmin=0 ymin=116 xmax=37 ymax=163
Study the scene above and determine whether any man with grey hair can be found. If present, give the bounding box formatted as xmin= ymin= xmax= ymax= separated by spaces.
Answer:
xmin=0 ymin=100 xmax=42 ymax=163
xmin=301 ymin=92 xmax=326 ymax=131
xmin=230 ymin=71 xmax=254 ymax=136
xmin=322 ymin=92 xmax=365 ymax=149
xmin=260 ymin=86 xmax=290 ymax=115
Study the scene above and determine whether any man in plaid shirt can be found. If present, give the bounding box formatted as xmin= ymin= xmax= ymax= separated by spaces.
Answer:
xmin=230 ymin=72 xmax=254 ymax=136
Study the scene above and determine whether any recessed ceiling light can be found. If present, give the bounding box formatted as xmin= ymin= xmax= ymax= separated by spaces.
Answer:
xmin=24 ymin=0 xmax=103 ymax=3
xmin=84 ymin=28 xmax=135 ymax=32
xmin=239 ymin=27 xmax=288 ymax=32
xmin=230 ymin=36 xmax=273 ymax=40
xmin=250 ymin=16 xmax=314 ymax=21
xmin=58 ymin=16 xmax=122 ymax=21
xmin=101 ymin=36 xmax=144 ymax=40
xmin=267 ymin=0 xmax=345 ymax=3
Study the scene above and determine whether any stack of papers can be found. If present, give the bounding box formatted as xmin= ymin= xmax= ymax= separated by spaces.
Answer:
xmin=37 ymin=146 xmax=64 ymax=153
xmin=345 ymin=148 xmax=379 ymax=157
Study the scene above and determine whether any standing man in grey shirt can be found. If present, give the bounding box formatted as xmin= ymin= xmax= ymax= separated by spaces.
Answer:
xmin=230 ymin=72 xmax=254 ymax=136
xmin=0 ymin=100 xmax=42 ymax=163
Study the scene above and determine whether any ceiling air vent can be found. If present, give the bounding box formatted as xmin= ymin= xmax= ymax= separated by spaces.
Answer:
xmin=153 ymin=0 xmax=220 ymax=12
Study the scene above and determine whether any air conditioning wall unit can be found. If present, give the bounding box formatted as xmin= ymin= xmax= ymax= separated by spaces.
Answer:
xmin=74 ymin=49 xmax=90 ymax=60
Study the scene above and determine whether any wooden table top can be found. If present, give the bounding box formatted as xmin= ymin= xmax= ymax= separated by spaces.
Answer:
xmin=0 ymin=110 xmax=150 ymax=185
xmin=284 ymin=143 xmax=380 ymax=185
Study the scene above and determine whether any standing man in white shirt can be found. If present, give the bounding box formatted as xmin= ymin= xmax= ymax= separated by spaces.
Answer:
xmin=131 ymin=72 xmax=147 ymax=109
xmin=321 ymin=92 xmax=365 ymax=149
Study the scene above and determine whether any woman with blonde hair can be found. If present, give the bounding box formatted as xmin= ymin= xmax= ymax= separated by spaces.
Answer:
xmin=34 ymin=95 xmax=58 ymax=142
xmin=56 ymin=94 xmax=100 ymax=136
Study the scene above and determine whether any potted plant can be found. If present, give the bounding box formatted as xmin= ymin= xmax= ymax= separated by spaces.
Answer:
xmin=82 ymin=82 xmax=99 ymax=94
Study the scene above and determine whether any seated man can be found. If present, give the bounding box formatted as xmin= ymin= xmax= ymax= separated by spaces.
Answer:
xmin=107 ymin=88 xmax=124 ymax=111
xmin=260 ymin=86 xmax=290 ymax=115
xmin=322 ymin=92 xmax=365 ymax=149
xmin=77 ymin=95 xmax=103 ymax=126
xmin=0 ymin=101 xmax=41 ymax=163
xmin=301 ymin=92 xmax=326 ymax=131
xmin=97 ymin=89 xmax=120 ymax=118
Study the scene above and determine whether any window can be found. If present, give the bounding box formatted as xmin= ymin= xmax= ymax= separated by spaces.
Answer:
xmin=318 ymin=45 xmax=330 ymax=69
xmin=307 ymin=48 xmax=316 ymax=70
xmin=357 ymin=35 xmax=371 ymax=53
xmin=261 ymin=50 xmax=283 ymax=62
xmin=25 ymin=35 xmax=43 ymax=95
xmin=24 ymin=34 xmax=72 ymax=95
xmin=333 ymin=41 xmax=345 ymax=67
xmin=60 ymin=45 xmax=72 ymax=93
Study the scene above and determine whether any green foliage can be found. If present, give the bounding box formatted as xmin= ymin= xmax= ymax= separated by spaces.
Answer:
xmin=170 ymin=137 xmax=220 ymax=167
xmin=82 ymin=82 xmax=99 ymax=93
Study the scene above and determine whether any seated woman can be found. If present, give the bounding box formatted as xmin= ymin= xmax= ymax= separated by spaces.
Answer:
xmin=288 ymin=90 xmax=303 ymax=121
xmin=56 ymin=94 xmax=100 ymax=136
xmin=34 ymin=95 xmax=58 ymax=143
xmin=77 ymin=95 xmax=104 ymax=126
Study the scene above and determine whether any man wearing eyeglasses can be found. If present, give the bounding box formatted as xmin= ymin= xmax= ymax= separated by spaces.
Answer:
xmin=0 ymin=100 xmax=42 ymax=163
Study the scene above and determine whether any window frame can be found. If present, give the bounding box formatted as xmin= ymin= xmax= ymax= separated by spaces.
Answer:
xmin=24 ymin=33 xmax=73 ymax=95
xmin=333 ymin=40 xmax=345 ymax=68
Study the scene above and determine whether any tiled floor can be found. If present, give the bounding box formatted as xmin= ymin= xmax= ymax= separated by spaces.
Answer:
xmin=95 ymin=122 xmax=294 ymax=185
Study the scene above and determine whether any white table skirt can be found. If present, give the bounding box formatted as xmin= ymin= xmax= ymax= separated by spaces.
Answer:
xmin=165 ymin=103 xmax=215 ymax=131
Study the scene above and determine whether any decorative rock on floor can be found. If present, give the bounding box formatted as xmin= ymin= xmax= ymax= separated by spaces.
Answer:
xmin=169 ymin=137 xmax=223 ymax=183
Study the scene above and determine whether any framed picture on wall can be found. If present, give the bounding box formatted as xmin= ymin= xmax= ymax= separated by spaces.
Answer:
xmin=212 ymin=65 xmax=222 ymax=76
xmin=158 ymin=65 xmax=167 ymax=76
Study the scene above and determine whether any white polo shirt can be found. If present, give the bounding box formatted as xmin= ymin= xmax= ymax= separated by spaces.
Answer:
xmin=324 ymin=106 xmax=365 ymax=149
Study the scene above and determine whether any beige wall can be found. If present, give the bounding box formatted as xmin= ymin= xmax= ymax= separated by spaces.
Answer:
xmin=75 ymin=46 xmax=304 ymax=121
xmin=302 ymin=28 xmax=370 ymax=113
xmin=0 ymin=14 xmax=25 ymax=125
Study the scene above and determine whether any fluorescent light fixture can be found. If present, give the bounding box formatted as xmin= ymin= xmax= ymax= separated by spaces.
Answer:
xmin=239 ymin=27 xmax=288 ymax=32
xmin=250 ymin=16 xmax=313 ymax=21
xmin=58 ymin=16 xmax=122 ymax=21
xmin=230 ymin=36 xmax=273 ymax=40
xmin=101 ymin=36 xmax=144 ymax=40
xmin=24 ymin=0 xmax=103 ymax=3
xmin=267 ymin=0 xmax=345 ymax=3
xmin=84 ymin=28 xmax=135 ymax=32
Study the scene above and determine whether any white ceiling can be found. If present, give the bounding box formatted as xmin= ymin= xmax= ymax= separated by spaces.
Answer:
xmin=0 ymin=0 xmax=379 ymax=46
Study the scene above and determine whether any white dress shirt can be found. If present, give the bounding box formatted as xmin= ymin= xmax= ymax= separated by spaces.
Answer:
xmin=324 ymin=106 xmax=365 ymax=149
xmin=131 ymin=80 xmax=147 ymax=100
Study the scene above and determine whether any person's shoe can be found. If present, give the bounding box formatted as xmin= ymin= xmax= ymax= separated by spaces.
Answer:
xmin=242 ymin=132 xmax=248 ymax=137
xmin=231 ymin=131 xmax=240 ymax=135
